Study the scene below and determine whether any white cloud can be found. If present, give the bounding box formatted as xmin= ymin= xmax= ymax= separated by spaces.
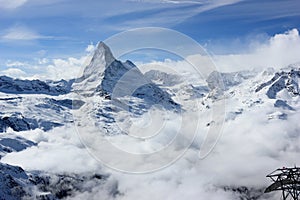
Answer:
xmin=107 ymin=0 xmax=243 ymax=31
xmin=150 ymin=28 xmax=300 ymax=73
xmin=37 ymin=58 xmax=49 ymax=65
xmin=2 ymin=127 xmax=101 ymax=174
xmin=1 ymin=56 xmax=87 ymax=81
xmin=0 ymin=0 xmax=28 ymax=9
xmin=85 ymin=43 xmax=96 ymax=53
xmin=1 ymin=25 xmax=51 ymax=41
xmin=213 ymin=28 xmax=300 ymax=72
xmin=0 ymin=43 xmax=93 ymax=80
xmin=43 ymin=56 xmax=90 ymax=80
xmin=136 ymin=29 xmax=300 ymax=83
xmin=0 ymin=68 xmax=27 ymax=78
xmin=127 ymin=0 xmax=209 ymax=4
xmin=127 ymin=0 xmax=240 ymax=5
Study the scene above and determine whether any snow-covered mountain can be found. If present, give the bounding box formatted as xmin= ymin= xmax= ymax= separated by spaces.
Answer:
xmin=73 ymin=42 xmax=180 ymax=136
xmin=0 ymin=42 xmax=299 ymax=199
xmin=74 ymin=42 xmax=179 ymax=109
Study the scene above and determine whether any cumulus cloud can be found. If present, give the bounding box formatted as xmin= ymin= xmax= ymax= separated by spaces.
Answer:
xmin=213 ymin=28 xmax=300 ymax=72
xmin=132 ymin=29 xmax=300 ymax=80
xmin=0 ymin=56 xmax=88 ymax=80
xmin=0 ymin=44 xmax=93 ymax=80
xmin=0 ymin=68 xmax=27 ymax=78
xmin=85 ymin=43 xmax=96 ymax=53
xmin=43 ymin=56 xmax=90 ymax=80
xmin=2 ymin=127 xmax=101 ymax=174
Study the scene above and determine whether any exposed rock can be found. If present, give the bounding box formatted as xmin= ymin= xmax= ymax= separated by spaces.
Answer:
xmin=0 ymin=113 xmax=63 ymax=133
xmin=0 ymin=134 xmax=36 ymax=158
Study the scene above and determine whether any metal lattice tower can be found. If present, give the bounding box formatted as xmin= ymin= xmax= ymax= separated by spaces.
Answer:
xmin=265 ymin=167 xmax=300 ymax=200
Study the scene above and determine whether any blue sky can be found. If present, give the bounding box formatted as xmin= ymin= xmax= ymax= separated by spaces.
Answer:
xmin=0 ymin=0 xmax=300 ymax=78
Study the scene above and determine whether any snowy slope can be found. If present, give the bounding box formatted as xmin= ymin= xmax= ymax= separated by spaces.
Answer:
xmin=0 ymin=93 xmax=84 ymax=132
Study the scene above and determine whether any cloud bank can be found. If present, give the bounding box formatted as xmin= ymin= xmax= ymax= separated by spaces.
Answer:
xmin=120 ymin=28 xmax=300 ymax=78
xmin=0 ymin=50 xmax=92 ymax=81
xmin=213 ymin=28 xmax=300 ymax=72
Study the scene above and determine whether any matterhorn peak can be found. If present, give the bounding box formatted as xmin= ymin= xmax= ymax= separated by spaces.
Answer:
xmin=74 ymin=41 xmax=135 ymax=96
xmin=95 ymin=42 xmax=115 ymax=65
xmin=82 ymin=41 xmax=115 ymax=79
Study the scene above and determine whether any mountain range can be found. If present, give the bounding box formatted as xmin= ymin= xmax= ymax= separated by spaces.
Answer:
xmin=0 ymin=42 xmax=299 ymax=200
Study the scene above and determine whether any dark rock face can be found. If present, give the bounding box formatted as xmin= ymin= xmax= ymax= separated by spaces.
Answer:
xmin=0 ymin=163 xmax=31 ymax=200
xmin=35 ymin=98 xmax=85 ymax=111
xmin=274 ymin=99 xmax=295 ymax=110
xmin=0 ymin=136 xmax=36 ymax=158
xmin=29 ymin=172 xmax=111 ymax=199
xmin=0 ymin=163 xmax=116 ymax=200
xmin=223 ymin=186 xmax=265 ymax=200
xmin=0 ymin=113 xmax=63 ymax=133
xmin=0 ymin=76 xmax=74 ymax=96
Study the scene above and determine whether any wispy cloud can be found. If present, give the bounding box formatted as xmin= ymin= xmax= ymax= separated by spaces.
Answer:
xmin=105 ymin=0 xmax=243 ymax=31
xmin=127 ymin=0 xmax=209 ymax=4
xmin=126 ymin=0 xmax=240 ymax=5
xmin=0 ymin=25 xmax=52 ymax=41
xmin=6 ymin=60 xmax=28 ymax=67
xmin=0 ymin=0 xmax=28 ymax=10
